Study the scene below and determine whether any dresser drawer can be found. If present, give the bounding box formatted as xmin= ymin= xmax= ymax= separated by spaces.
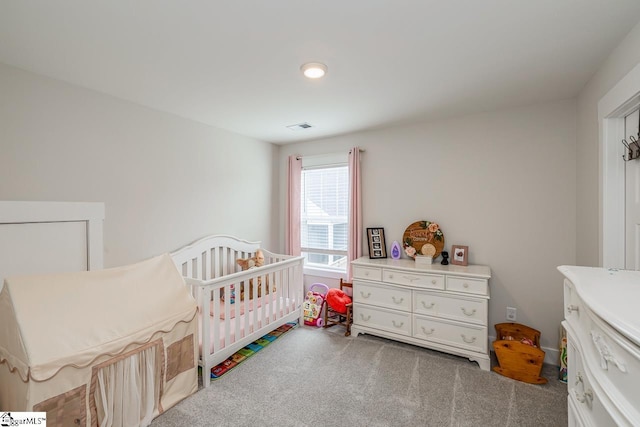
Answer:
xmin=413 ymin=315 xmax=487 ymax=353
xmin=446 ymin=276 xmax=488 ymax=296
xmin=583 ymin=308 xmax=640 ymax=418
xmin=353 ymin=303 xmax=411 ymax=336
xmin=567 ymin=337 xmax=618 ymax=426
xmin=383 ymin=269 xmax=444 ymax=290
xmin=413 ymin=291 xmax=487 ymax=326
xmin=353 ymin=265 xmax=382 ymax=281
xmin=563 ymin=279 xmax=584 ymax=333
xmin=353 ymin=281 xmax=411 ymax=312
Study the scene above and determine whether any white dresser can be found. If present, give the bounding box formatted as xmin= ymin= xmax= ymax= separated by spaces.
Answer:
xmin=351 ymin=257 xmax=491 ymax=370
xmin=559 ymin=266 xmax=640 ymax=426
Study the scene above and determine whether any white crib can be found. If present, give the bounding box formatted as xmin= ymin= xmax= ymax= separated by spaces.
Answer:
xmin=170 ymin=235 xmax=304 ymax=387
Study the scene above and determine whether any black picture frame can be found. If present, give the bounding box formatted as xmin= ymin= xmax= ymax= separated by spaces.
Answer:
xmin=367 ymin=227 xmax=387 ymax=259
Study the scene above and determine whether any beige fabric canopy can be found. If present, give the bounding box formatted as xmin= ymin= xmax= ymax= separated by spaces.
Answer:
xmin=0 ymin=254 xmax=198 ymax=423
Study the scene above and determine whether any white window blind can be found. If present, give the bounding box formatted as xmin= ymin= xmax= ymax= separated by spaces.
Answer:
xmin=301 ymin=163 xmax=348 ymax=272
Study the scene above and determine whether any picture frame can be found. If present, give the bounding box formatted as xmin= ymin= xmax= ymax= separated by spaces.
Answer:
xmin=367 ymin=227 xmax=387 ymax=259
xmin=450 ymin=245 xmax=468 ymax=266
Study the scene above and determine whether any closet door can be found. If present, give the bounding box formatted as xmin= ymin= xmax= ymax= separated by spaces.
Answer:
xmin=0 ymin=201 xmax=104 ymax=290
xmin=0 ymin=221 xmax=88 ymax=289
xmin=625 ymin=108 xmax=640 ymax=270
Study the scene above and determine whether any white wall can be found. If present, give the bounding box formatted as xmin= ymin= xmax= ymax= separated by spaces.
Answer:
xmin=0 ymin=63 xmax=278 ymax=267
xmin=576 ymin=20 xmax=640 ymax=266
xmin=279 ymin=99 xmax=577 ymax=353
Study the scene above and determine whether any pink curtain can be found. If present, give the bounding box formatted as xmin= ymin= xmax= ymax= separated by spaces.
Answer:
xmin=347 ymin=147 xmax=363 ymax=281
xmin=286 ymin=155 xmax=302 ymax=256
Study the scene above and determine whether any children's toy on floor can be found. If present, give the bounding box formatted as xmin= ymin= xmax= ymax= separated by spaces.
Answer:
xmin=323 ymin=279 xmax=353 ymax=336
xmin=492 ymin=322 xmax=547 ymax=384
xmin=558 ymin=325 xmax=568 ymax=383
xmin=303 ymin=283 xmax=329 ymax=327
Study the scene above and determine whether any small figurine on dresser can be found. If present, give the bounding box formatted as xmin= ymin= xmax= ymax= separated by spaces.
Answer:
xmin=390 ymin=241 xmax=402 ymax=260
xmin=440 ymin=251 xmax=449 ymax=265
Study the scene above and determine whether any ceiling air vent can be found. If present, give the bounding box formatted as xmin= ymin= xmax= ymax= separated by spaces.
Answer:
xmin=286 ymin=122 xmax=313 ymax=131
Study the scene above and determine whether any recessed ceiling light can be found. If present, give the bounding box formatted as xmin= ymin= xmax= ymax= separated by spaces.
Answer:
xmin=301 ymin=62 xmax=327 ymax=79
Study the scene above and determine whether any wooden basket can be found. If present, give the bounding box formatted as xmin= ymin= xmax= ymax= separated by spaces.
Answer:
xmin=492 ymin=322 xmax=547 ymax=384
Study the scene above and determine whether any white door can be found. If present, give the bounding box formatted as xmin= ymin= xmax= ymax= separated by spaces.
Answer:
xmin=625 ymin=108 xmax=640 ymax=270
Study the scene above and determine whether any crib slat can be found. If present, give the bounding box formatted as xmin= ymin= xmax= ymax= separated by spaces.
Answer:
xmin=250 ymin=278 xmax=257 ymax=330
xmin=260 ymin=273 xmax=267 ymax=326
xmin=243 ymin=282 xmax=250 ymax=336
xmin=274 ymin=271 xmax=281 ymax=317
xmin=278 ymin=268 xmax=284 ymax=317
xmin=202 ymin=286 xmax=212 ymax=359
xmin=223 ymin=248 xmax=228 ymax=276
xmin=204 ymin=250 xmax=211 ymax=280
xmin=213 ymin=247 xmax=219 ymax=278
xmin=211 ymin=287 xmax=218 ymax=355
xmin=288 ymin=267 xmax=293 ymax=313
xmin=223 ymin=284 xmax=231 ymax=348
xmin=262 ymin=274 xmax=271 ymax=323
xmin=196 ymin=252 xmax=203 ymax=280
xmin=186 ymin=259 xmax=193 ymax=278
xmin=194 ymin=254 xmax=201 ymax=280
xmin=234 ymin=280 xmax=242 ymax=343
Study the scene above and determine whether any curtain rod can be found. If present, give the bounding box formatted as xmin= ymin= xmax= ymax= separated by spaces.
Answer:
xmin=296 ymin=148 xmax=364 ymax=160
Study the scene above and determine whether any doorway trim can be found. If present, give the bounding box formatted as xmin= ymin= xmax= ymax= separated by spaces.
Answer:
xmin=599 ymin=62 xmax=640 ymax=268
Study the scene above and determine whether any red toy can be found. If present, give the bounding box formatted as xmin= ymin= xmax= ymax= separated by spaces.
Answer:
xmin=323 ymin=279 xmax=354 ymax=336
xmin=326 ymin=288 xmax=352 ymax=314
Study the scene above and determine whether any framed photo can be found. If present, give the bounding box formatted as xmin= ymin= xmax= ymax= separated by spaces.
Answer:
xmin=367 ymin=227 xmax=387 ymax=259
xmin=450 ymin=245 xmax=468 ymax=266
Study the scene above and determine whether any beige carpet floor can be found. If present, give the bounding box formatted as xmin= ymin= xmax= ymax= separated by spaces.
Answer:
xmin=151 ymin=324 xmax=567 ymax=427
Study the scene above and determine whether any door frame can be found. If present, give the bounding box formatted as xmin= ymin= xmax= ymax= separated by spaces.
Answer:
xmin=599 ymin=62 xmax=640 ymax=268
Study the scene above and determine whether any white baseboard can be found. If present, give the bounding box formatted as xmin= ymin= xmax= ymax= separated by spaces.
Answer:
xmin=542 ymin=347 xmax=559 ymax=366
xmin=488 ymin=335 xmax=559 ymax=367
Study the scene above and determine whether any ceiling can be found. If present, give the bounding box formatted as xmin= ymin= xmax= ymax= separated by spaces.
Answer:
xmin=2 ymin=1 xmax=640 ymax=145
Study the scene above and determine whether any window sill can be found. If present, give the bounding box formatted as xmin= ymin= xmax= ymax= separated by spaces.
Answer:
xmin=303 ymin=266 xmax=346 ymax=281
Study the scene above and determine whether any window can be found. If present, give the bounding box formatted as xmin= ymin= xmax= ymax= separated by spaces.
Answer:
xmin=301 ymin=162 xmax=348 ymax=273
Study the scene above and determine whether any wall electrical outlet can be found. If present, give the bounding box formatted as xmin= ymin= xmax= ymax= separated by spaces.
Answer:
xmin=506 ymin=307 xmax=517 ymax=321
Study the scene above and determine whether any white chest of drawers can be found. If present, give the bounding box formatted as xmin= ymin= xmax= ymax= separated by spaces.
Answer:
xmin=351 ymin=257 xmax=491 ymax=370
xmin=558 ymin=266 xmax=640 ymax=427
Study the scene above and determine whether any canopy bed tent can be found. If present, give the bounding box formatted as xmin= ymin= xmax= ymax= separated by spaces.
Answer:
xmin=0 ymin=201 xmax=198 ymax=427
xmin=0 ymin=254 xmax=198 ymax=426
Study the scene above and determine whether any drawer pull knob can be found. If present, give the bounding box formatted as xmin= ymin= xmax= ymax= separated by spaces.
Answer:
xmin=576 ymin=389 xmax=593 ymax=405
xmin=392 ymin=296 xmax=404 ymax=304
xmin=461 ymin=307 xmax=477 ymax=316
xmin=365 ymin=271 xmax=369 ymax=276
xmin=463 ymin=283 xmax=469 ymax=288
xmin=567 ymin=304 xmax=579 ymax=314
xmin=431 ymin=279 xmax=437 ymax=284
xmin=574 ymin=373 xmax=593 ymax=404
xmin=392 ymin=320 xmax=404 ymax=328
xmin=389 ymin=274 xmax=394 ymax=279
xmin=421 ymin=327 xmax=435 ymax=335
xmin=591 ymin=331 xmax=627 ymax=373
xmin=360 ymin=292 xmax=371 ymax=299
xmin=360 ymin=314 xmax=371 ymax=321
xmin=461 ymin=334 xmax=476 ymax=344
xmin=421 ymin=301 xmax=435 ymax=309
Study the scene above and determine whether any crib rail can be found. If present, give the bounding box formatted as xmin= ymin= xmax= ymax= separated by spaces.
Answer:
xmin=172 ymin=244 xmax=259 ymax=281
xmin=170 ymin=235 xmax=304 ymax=388
xmin=194 ymin=258 xmax=302 ymax=345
